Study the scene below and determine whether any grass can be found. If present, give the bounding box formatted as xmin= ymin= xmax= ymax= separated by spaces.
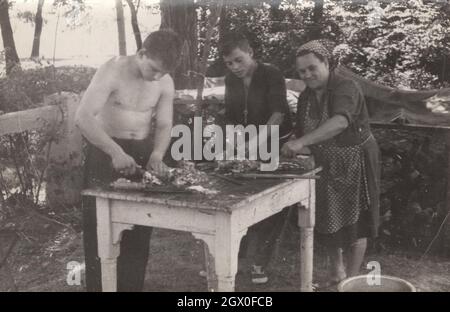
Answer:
xmin=2 ymin=211 xmax=449 ymax=292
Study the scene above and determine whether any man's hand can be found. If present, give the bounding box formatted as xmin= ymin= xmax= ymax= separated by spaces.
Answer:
xmin=112 ymin=151 xmax=138 ymax=176
xmin=146 ymin=153 xmax=169 ymax=177
xmin=281 ymin=139 xmax=304 ymax=158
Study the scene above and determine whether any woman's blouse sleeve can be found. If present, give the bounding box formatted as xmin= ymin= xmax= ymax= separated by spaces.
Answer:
xmin=329 ymin=79 xmax=362 ymax=125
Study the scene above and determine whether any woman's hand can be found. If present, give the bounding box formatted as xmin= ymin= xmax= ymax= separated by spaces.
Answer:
xmin=281 ymin=139 xmax=304 ymax=158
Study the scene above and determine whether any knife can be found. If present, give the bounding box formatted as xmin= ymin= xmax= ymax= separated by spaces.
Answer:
xmin=110 ymin=181 xmax=191 ymax=193
xmin=210 ymin=173 xmax=245 ymax=185
xmin=233 ymin=173 xmax=320 ymax=179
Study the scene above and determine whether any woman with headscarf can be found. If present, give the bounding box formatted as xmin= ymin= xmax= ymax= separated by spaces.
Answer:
xmin=281 ymin=40 xmax=380 ymax=288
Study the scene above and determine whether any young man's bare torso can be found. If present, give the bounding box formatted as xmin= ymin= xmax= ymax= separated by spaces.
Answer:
xmin=76 ymin=54 xmax=174 ymax=176
xmin=97 ymin=57 xmax=167 ymax=140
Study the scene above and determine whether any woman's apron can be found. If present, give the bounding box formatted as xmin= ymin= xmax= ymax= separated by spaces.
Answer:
xmin=303 ymin=95 xmax=372 ymax=235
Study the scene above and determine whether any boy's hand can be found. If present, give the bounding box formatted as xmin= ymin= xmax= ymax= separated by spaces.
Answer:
xmin=112 ymin=151 xmax=138 ymax=176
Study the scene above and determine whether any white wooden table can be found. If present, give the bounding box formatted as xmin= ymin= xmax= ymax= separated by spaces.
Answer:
xmin=82 ymin=168 xmax=318 ymax=292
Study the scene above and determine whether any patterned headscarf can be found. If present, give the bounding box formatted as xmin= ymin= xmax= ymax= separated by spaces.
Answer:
xmin=296 ymin=39 xmax=337 ymax=68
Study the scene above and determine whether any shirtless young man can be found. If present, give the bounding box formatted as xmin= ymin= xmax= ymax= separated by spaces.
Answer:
xmin=75 ymin=30 xmax=182 ymax=292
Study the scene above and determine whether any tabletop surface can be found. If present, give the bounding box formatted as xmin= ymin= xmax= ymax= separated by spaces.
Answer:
xmin=82 ymin=167 xmax=321 ymax=213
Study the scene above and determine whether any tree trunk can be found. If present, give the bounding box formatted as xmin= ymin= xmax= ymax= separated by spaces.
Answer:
xmin=195 ymin=1 xmax=223 ymax=115
xmin=310 ymin=0 xmax=324 ymax=40
xmin=218 ymin=4 xmax=228 ymax=45
xmin=31 ymin=0 xmax=45 ymax=58
xmin=160 ymin=0 xmax=197 ymax=89
xmin=126 ymin=0 xmax=142 ymax=51
xmin=115 ymin=0 xmax=127 ymax=56
xmin=268 ymin=0 xmax=283 ymax=31
xmin=0 ymin=0 xmax=20 ymax=74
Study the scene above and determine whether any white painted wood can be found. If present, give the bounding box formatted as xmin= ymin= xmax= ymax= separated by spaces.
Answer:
xmin=96 ymin=197 xmax=119 ymax=292
xmin=112 ymin=223 xmax=134 ymax=245
xmin=82 ymin=189 xmax=223 ymax=211
xmin=203 ymin=240 xmax=218 ymax=292
xmin=213 ymin=215 xmax=247 ymax=292
xmin=110 ymin=200 xmax=216 ymax=234
xmin=0 ymin=105 xmax=61 ymax=136
xmin=235 ymin=178 xmax=314 ymax=230
xmin=230 ymin=167 xmax=322 ymax=211
xmin=297 ymin=180 xmax=316 ymax=228
xmin=194 ymin=213 xmax=247 ymax=292
xmin=298 ymin=179 xmax=315 ymax=292
xmin=193 ymin=234 xmax=218 ymax=292
xmin=84 ymin=169 xmax=317 ymax=292
xmin=299 ymin=227 xmax=314 ymax=292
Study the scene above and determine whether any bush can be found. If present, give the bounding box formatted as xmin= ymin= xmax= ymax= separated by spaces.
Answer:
xmin=0 ymin=65 xmax=94 ymax=214
xmin=0 ymin=65 xmax=95 ymax=113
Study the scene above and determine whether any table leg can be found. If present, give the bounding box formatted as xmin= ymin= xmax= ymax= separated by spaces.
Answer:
xmin=299 ymin=219 xmax=314 ymax=292
xmin=214 ymin=230 xmax=243 ymax=292
xmin=194 ymin=218 xmax=246 ymax=292
xmin=201 ymin=239 xmax=218 ymax=291
xmin=96 ymin=198 xmax=133 ymax=292
xmin=298 ymin=180 xmax=316 ymax=292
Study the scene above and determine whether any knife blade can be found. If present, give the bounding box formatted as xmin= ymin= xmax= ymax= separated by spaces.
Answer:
xmin=233 ymin=173 xmax=320 ymax=179
xmin=110 ymin=181 xmax=191 ymax=194
xmin=210 ymin=173 xmax=245 ymax=185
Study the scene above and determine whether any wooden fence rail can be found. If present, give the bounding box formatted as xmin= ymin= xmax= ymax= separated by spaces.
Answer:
xmin=0 ymin=92 xmax=83 ymax=208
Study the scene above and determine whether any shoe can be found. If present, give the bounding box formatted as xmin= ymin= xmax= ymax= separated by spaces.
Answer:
xmin=312 ymin=278 xmax=344 ymax=291
xmin=251 ymin=265 xmax=268 ymax=284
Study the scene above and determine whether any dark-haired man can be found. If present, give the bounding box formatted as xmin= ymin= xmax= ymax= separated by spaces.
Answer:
xmin=75 ymin=29 xmax=182 ymax=292
xmin=220 ymin=32 xmax=293 ymax=284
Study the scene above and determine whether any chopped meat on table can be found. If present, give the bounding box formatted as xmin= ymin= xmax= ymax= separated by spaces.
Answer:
xmin=216 ymin=159 xmax=260 ymax=173
xmin=169 ymin=161 xmax=210 ymax=186
xmin=142 ymin=171 xmax=163 ymax=185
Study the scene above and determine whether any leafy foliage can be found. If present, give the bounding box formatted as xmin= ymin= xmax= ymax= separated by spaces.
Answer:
xmin=209 ymin=0 xmax=450 ymax=89
xmin=16 ymin=10 xmax=36 ymax=24
xmin=51 ymin=0 xmax=91 ymax=29
xmin=330 ymin=0 xmax=450 ymax=89
xmin=0 ymin=131 xmax=53 ymax=206
xmin=0 ymin=65 xmax=95 ymax=113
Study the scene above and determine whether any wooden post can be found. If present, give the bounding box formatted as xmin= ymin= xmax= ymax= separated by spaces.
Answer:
xmin=45 ymin=92 xmax=83 ymax=209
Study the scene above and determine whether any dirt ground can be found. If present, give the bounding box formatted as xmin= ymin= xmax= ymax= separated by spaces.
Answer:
xmin=1 ymin=211 xmax=449 ymax=292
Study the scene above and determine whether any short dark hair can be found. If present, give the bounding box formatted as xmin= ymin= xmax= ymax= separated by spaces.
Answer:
xmin=142 ymin=29 xmax=182 ymax=72
xmin=219 ymin=31 xmax=253 ymax=57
